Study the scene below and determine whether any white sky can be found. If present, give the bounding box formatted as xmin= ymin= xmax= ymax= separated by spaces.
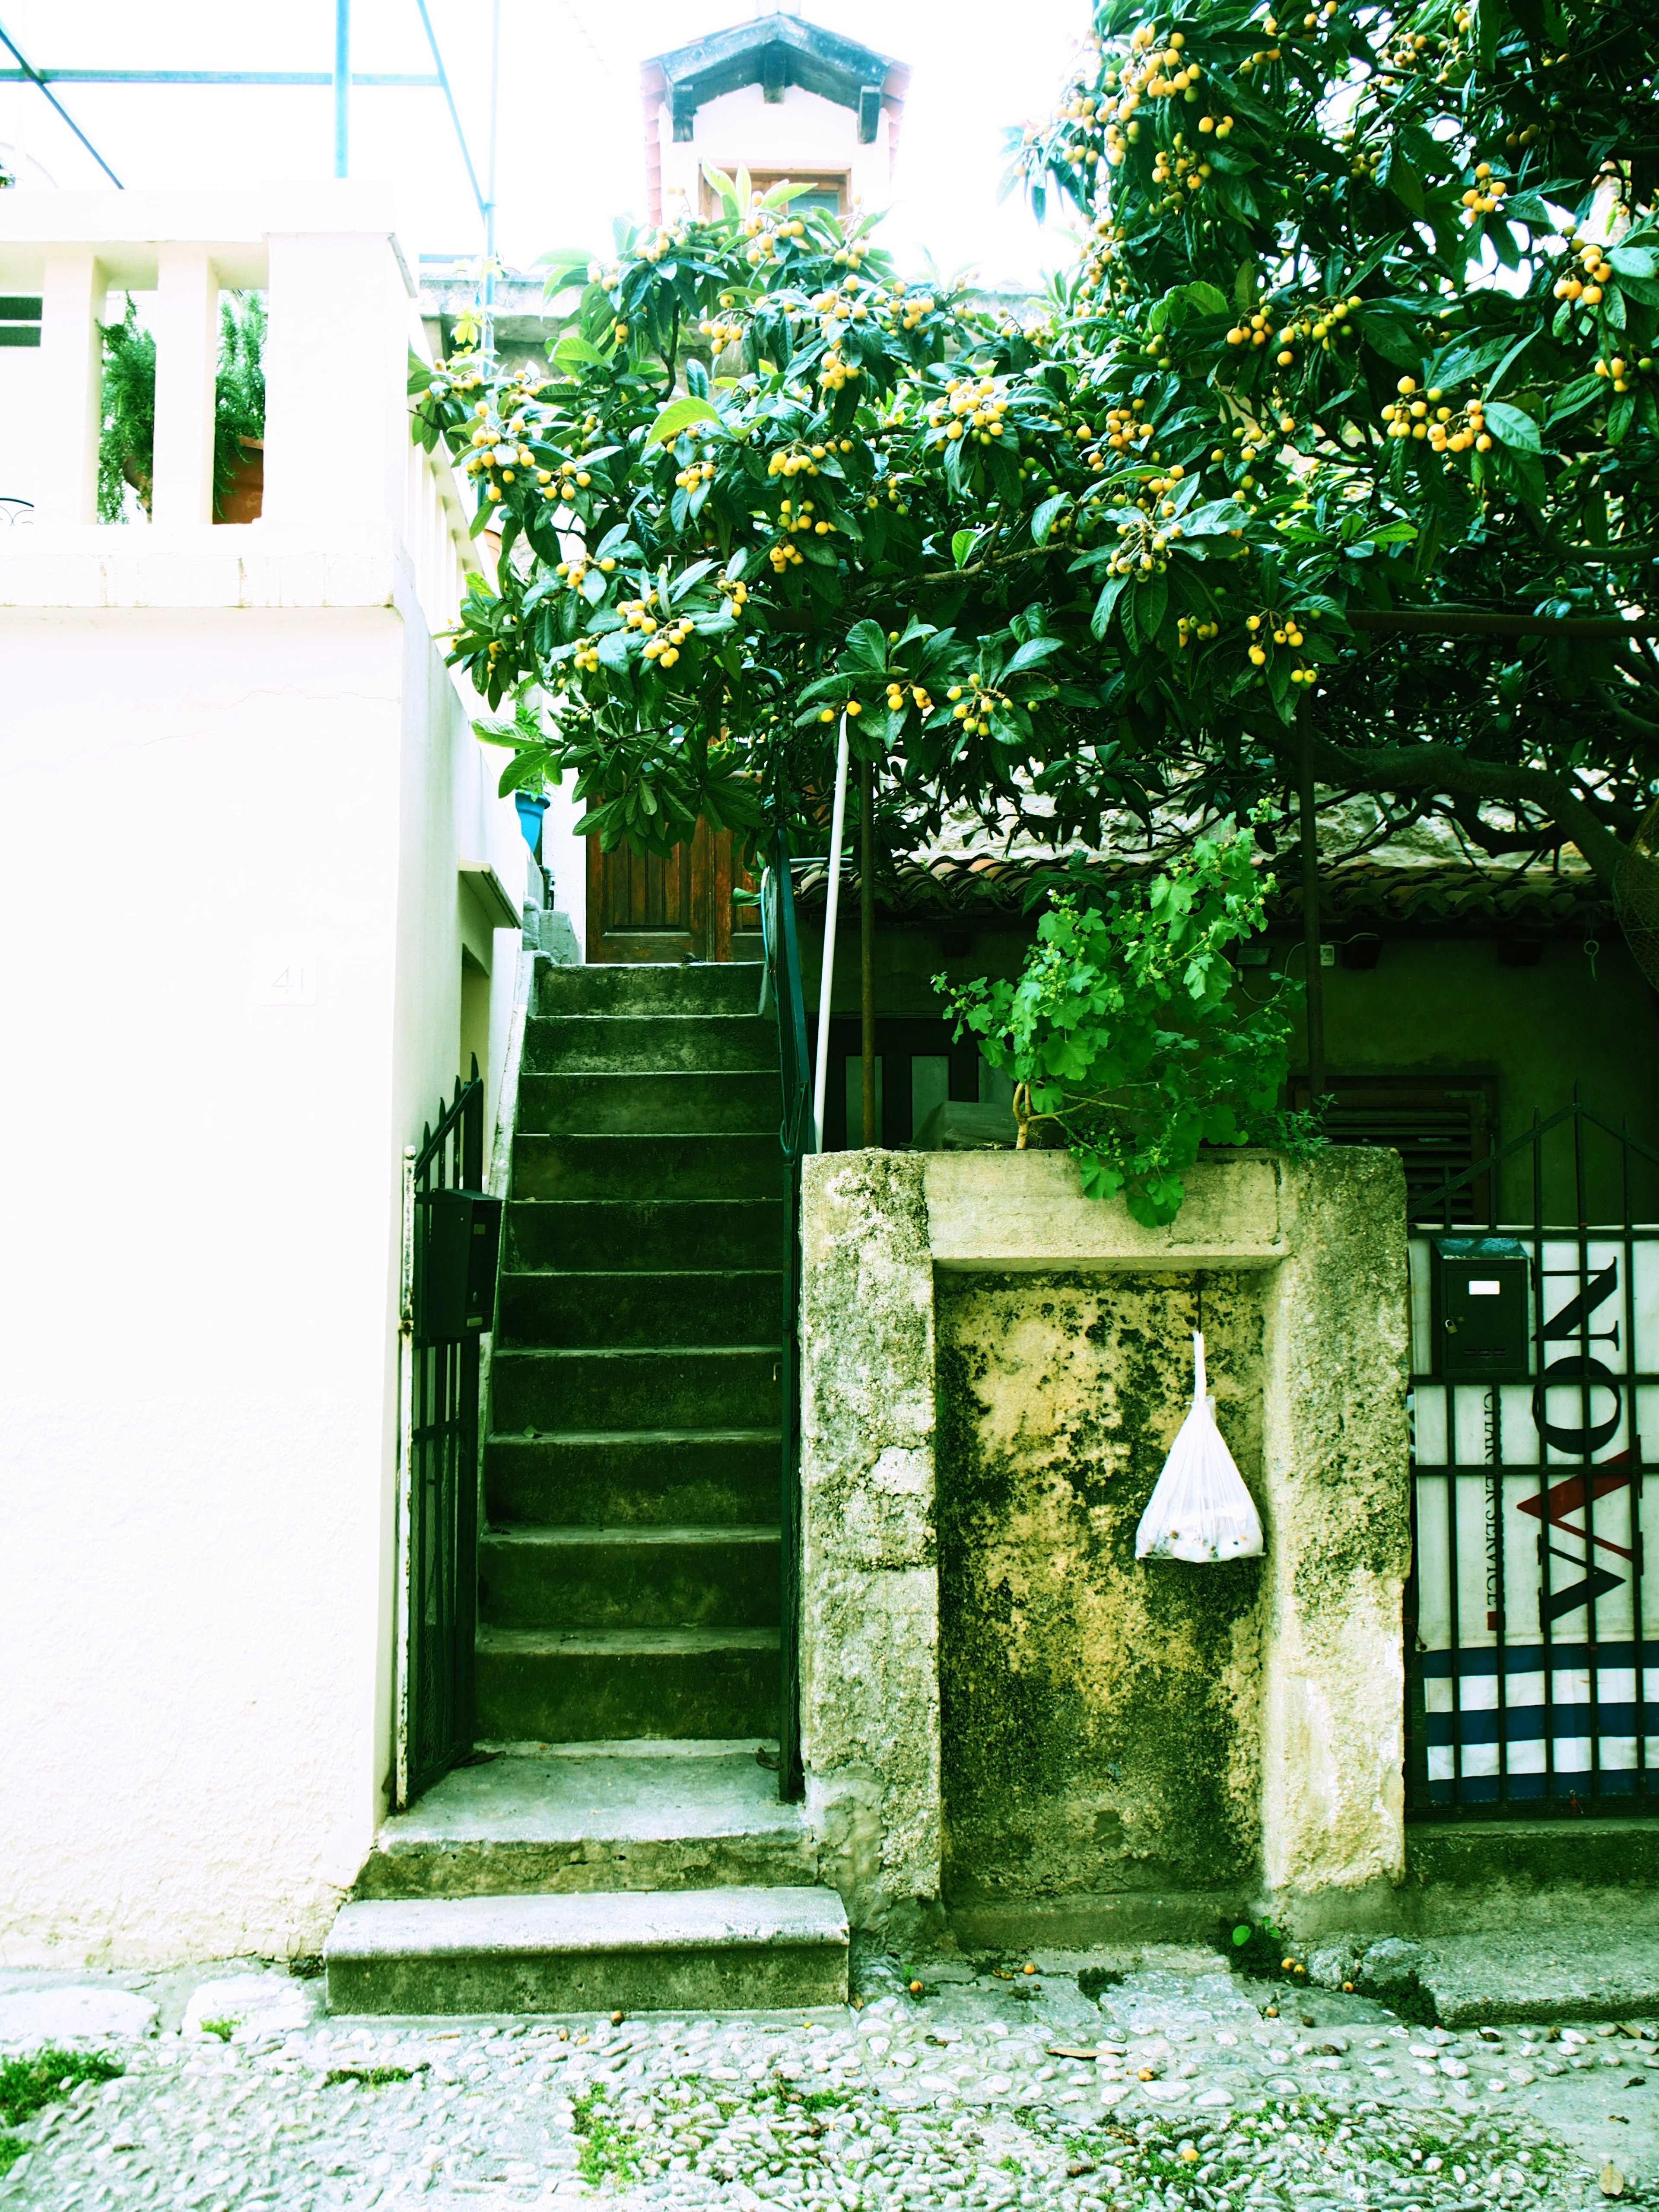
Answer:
xmin=0 ymin=0 xmax=1092 ymax=289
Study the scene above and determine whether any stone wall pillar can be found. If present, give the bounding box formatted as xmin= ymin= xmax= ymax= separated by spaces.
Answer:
xmin=797 ymin=1147 xmax=1411 ymax=1942
xmin=1258 ymin=1150 xmax=1413 ymax=1912
xmin=798 ymin=1153 xmax=941 ymax=1942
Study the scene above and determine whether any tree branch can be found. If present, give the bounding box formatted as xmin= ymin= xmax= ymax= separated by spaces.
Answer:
xmin=1294 ymin=726 xmax=1630 ymax=889
xmin=1348 ymin=610 xmax=1659 ymax=639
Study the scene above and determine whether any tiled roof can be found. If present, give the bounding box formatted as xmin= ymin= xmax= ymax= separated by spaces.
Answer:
xmin=789 ymin=852 xmax=1610 ymax=934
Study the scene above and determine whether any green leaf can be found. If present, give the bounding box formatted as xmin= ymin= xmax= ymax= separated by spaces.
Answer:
xmin=701 ymin=165 xmax=740 ymax=211
xmin=1134 ymin=573 xmax=1168 ymax=649
xmin=1092 ymin=574 xmax=1128 ymax=640
xmin=646 ymin=395 xmax=721 ymax=446
xmin=553 ymin=331 xmax=605 ymax=371
xmin=1233 ymin=1924 xmax=1253 ymax=1947
xmin=1359 ymin=313 xmax=1422 ymax=369
xmin=952 ymin=528 xmax=983 ymax=569
xmin=842 ymin=619 xmax=890 ymax=672
xmin=1482 ymin=400 xmax=1541 ymax=452
xmin=1004 ymin=636 xmax=1065 ymax=677
xmin=536 ymin=248 xmax=594 ymax=284
xmin=1152 ymin=280 xmax=1231 ymax=334
xmin=1482 ymin=330 xmax=1537 ymax=400
xmin=1376 ymin=143 xmax=1424 ymax=216
xmin=1610 ymin=246 xmax=1659 ymax=279
xmin=1032 ymin=494 xmax=1068 ymax=547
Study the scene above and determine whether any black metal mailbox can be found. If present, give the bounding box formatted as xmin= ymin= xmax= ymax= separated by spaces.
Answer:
xmin=416 ymin=1188 xmax=503 ymax=1344
xmin=1432 ymin=1235 xmax=1531 ymax=1382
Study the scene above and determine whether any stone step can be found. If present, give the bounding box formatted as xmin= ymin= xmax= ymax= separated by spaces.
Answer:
xmin=512 ymin=1131 xmax=784 ymax=1201
xmin=353 ymin=1746 xmax=814 ymax=1900
xmin=535 ymin=960 xmax=764 ymax=1018
xmin=517 ymin=1071 xmax=779 ymax=1137
xmin=324 ymin=1885 xmax=849 ymax=2016
xmin=496 ymin=1269 xmax=782 ymax=1351
xmin=490 ymin=1347 xmax=780 ymax=1433
xmin=524 ymin=1014 xmax=778 ymax=1077
xmin=486 ymin=1428 xmax=779 ymax=1529
xmin=507 ymin=1198 xmax=781 ymax=1273
xmin=476 ymin=1626 xmax=779 ymax=1743
xmin=479 ymin=1525 xmax=781 ymax=1632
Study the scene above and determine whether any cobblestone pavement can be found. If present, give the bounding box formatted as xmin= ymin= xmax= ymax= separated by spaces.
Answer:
xmin=4 ymin=1950 xmax=1659 ymax=2212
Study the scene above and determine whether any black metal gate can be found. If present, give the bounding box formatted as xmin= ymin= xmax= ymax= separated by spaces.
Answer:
xmin=1407 ymin=1096 xmax=1659 ymax=1818
xmin=400 ymin=1066 xmax=486 ymax=1805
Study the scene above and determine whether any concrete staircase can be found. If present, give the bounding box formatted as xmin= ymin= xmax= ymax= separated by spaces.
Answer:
xmin=326 ymin=960 xmax=847 ymax=2014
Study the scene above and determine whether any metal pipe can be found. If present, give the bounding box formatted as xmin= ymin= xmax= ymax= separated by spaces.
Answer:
xmin=333 ymin=0 xmax=351 ymax=177
xmin=413 ymin=0 xmax=491 ymax=223
xmin=483 ymin=0 xmax=502 ymax=364
xmin=1299 ymin=722 xmax=1325 ymax=1102
xmin=811 ymin=713 xmax=852 ymax=1154
xmin=860 ymin=756 xmax=877 ymax=1147
xmin=0 ymin=69 xmax=439 ymax=86
xmin=0 ymin=16 xmax=122 ymax=185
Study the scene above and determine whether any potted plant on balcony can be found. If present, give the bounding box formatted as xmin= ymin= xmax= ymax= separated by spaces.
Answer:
xmin=96 ymin=292 xmax=265 ymax=522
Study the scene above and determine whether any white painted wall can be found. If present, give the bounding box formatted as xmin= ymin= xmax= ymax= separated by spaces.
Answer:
xmin=541 ymin=774 xmax=590 ymax=957
xmin=0 ymin=189 xmax=525 ymax=1967
xmin=658 ymin=82 xmax=895 ymax=217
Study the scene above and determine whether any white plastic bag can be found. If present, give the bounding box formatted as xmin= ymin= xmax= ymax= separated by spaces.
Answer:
xmin=1134 ymin=1332 xmax=1264 ymax=1564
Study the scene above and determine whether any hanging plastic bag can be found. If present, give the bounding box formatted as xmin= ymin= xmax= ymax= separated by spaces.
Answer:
xmin=1134 ymin=1332 xmax=1264 ymax=1564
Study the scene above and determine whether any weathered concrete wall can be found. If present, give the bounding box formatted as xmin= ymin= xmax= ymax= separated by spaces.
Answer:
xmin=797 ymin=1147 xmax=1411 ymax=1949
xmin=1258 ymin=1151 xmax=1414 ymax=1917
xmin=937 ymin=1271 xmax=1265 ymax=1948
xmin=798 ymin=1153 xmax=941 ymax=1946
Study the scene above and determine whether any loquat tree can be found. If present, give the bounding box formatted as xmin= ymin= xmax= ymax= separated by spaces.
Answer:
xmin=410 ymin=184 xmax=1103 ymax=864
xmin=1010 ymin=0 xmax=1659 ymax=904
xmin=411 ymin=0 xmax=1659 ymax=924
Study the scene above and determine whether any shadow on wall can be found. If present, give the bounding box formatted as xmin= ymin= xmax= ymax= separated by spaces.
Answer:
xmin=937 ymin=1270 xmax=1267 ymax=1948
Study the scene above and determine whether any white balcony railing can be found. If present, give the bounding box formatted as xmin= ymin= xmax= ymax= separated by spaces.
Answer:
xmin=0 ymin=184 xmax=479 ymax=638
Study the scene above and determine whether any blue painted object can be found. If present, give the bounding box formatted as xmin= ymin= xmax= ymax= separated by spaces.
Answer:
xmin=514 ymin=791 xmax=550 ymax=855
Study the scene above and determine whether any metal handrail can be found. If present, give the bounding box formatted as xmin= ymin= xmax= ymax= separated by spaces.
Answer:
xmin=767 ymin=813 xmax=811 ymax=1802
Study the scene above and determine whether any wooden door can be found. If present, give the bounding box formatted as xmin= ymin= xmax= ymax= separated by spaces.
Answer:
xmin=587 ymin=822 xmax=764 ymax=963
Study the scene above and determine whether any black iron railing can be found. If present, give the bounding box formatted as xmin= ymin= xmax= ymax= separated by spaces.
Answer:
xmin=1406 ymin=1094 xmax=1659 ymax=1820
xmin=765 ymin=821 xmax=812 ymax=1802
xmin=402 ymin=1062 xmax=486 ymax=1804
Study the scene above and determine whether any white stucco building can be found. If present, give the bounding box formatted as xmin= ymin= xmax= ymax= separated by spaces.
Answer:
xmin=0 ymin=185 xmax=528 ymax=1963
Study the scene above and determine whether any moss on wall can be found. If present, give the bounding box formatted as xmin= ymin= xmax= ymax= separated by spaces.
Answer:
xmin=937 ymin=1270 xmax=1266 ymax=1916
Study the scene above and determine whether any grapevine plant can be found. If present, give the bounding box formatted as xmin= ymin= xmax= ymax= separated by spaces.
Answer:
xmin=941 ymin=822 xmax=1316 ymax=1224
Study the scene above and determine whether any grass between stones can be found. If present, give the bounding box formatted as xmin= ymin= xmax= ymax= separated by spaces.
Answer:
xmin=572 ymin=2083 xmax=638 ymax=2186
xmin=540 ymin=2052 xmax=1592 ymax=2207
xmin=1032 ymin=2091 xmax=1579 ymax=2206
xmin=0 ymin=2044 xmax=124 ymax=2175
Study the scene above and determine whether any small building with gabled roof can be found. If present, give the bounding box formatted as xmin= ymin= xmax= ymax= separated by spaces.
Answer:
xmin=640 ymin=6 xmax=909 ymax=226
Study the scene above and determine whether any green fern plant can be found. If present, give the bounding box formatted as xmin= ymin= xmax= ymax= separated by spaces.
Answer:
xmin=97 ymin=301 xmax=155 ymax=521
xmin=97 ymin=291 xmax=265 ymax=522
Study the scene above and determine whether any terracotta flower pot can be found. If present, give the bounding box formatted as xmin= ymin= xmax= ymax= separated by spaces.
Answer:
xmin=216 ymin=437 xmax=264 ymax=524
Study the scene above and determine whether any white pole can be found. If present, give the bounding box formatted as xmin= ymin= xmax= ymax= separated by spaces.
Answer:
xmin=483 ymin=0 xmax=501 ymax=367
xmin=811 ymin=712 xmax=852 ymax=1153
